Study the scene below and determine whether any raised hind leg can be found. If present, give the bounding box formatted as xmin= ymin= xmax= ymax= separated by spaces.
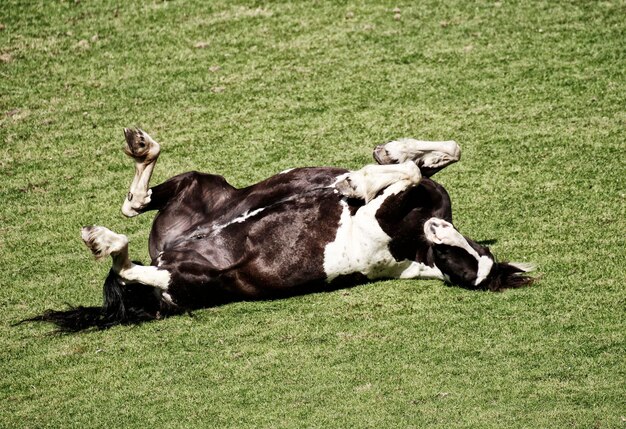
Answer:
xmin=335 ymin=161 xmax=421 ymax=202
xmin=373 ymin=139 xmax=461 ymax=177
xmin=81 ymin=225 xmax=171 ymax=291
xmin=121 ymin=128 xmax=161 ymax=217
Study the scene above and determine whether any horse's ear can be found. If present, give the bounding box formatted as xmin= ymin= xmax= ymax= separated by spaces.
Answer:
xmin=486 ymin=262 xmax=536 ymax=292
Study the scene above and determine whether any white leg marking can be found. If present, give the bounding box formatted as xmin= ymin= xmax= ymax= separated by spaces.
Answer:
xmin=374 ymin=139 xmax=461 ymax=169
xmin=118 ymin=264 xmax=171 ymax=290
xmin=335 ymin=161 xmax=421 ymax=202
xmin=81 ymin=226 xmax=128 ymax=260
xmin=121 ymin=129 xmax=161 ymax=217
xmin=324 ymin=180 xmax=437 ymax=281
xmin=81 ymin=226 xmax=171 ymax=290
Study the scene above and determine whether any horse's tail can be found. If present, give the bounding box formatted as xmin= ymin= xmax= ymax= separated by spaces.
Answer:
xmin=99 ymin=266 xmax=163 ymax=327
xmin=18 ymin=266 xmax=166 ymax=333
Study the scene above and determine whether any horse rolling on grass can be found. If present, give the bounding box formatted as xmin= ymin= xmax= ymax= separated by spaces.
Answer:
xmin=24 ymin=129 xmax=534 ymax=332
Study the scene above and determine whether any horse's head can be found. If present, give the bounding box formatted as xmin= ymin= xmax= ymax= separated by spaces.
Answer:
xmin=423 ymin=218 xmax=534 ymax=291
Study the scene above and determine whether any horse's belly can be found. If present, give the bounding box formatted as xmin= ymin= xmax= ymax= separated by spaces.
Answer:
xmin=323 ymin=199 xmax=406 ymax=281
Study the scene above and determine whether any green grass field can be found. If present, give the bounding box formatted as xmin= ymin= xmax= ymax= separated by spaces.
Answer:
xmin=1 ymin=1 xmax=624 ymax=427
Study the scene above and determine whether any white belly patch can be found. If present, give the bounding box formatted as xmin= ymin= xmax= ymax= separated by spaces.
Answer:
xmin=323 ymin=184 xmax=443 ymax=282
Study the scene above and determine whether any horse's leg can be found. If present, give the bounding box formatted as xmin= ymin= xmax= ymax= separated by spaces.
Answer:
xmin=121 ymin=128 xmax=161 ymax=217
xmin=373 ymin=139 xmax=461 ymax=177
xmin=335 ymin=161 xmax=421 ymax=202
xmin=81 ymin=225 xmax=171 ymax=291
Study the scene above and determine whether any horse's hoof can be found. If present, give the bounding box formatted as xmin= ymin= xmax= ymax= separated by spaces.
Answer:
xmin=122 ymin=128 xmax=160 ymax=162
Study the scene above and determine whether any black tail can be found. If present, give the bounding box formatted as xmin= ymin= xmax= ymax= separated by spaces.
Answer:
xmin=19 ymin=268 xmax=167 ymax=333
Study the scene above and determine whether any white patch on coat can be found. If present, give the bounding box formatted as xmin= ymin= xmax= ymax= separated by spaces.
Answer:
xmin=230 ymin=207 xmax=266 ymax=224
xmin=323 ymin=181 xmax=439 ymax=281
xmin=423 ymin=217 xmax=495 ymax=285
xmin=475 ymin=256 xmax=494 ymax=286
xmin=279 ymin=168 xmax=295 ymax=174
xmin=214 ymin=207 xmax=266 ymax=231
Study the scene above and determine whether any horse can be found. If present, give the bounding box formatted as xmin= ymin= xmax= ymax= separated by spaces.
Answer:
xmin=27 ymin=129 xmax=534 ymax=331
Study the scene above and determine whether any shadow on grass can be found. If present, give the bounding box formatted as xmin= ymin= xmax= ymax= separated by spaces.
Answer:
xmin=18 ymin=261 xmax=535 ymax=334
xmin=16 ymin=272 xmax=371 ymax=334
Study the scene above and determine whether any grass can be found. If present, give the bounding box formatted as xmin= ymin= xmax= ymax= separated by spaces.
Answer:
xmin=1 ymin=0 xmax=624 ymax=427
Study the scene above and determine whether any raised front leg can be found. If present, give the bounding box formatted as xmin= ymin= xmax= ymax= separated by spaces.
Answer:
xmin=121 ymin=128 xmax=161 ymax=217
xmin=373 ymin=139 xmax=461 ymax=177
xmin=335 ymin=161 xmax=421 ymax=202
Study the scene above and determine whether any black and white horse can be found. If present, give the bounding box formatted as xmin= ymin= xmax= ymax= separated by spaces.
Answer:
xmin=30 ymin=129 xmax=533 ymax=331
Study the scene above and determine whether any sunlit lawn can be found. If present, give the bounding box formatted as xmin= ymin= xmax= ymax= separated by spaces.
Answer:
xmin=1 ymin=1 xmax=624 ymax=428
